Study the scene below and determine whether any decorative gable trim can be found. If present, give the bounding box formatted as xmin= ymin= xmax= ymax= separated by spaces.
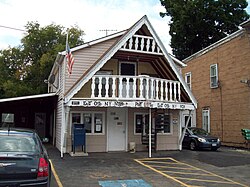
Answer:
xmin=119 ymin=34 xmax=163 ymax=55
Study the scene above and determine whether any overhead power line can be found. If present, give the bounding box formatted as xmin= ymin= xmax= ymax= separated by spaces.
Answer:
xmin=0 ymin=25 xmax=26 ymax=32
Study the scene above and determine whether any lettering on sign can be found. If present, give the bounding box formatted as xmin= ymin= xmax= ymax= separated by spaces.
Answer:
xmin=82 ymin=101 xmax=92 ymax=106
xmin=71 ymin=100 xmax=193 ymax=110
xmin=114 ymin=101 xmax=124 ymax=107
xmin=135 ymin=101 xmax=143 ymax=107
xmin=72 ymin=101 xmax=80 ymax=105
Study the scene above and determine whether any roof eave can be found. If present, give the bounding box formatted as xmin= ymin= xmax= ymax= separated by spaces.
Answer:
xmin=183 ymin=29 xmax=244 ymax=63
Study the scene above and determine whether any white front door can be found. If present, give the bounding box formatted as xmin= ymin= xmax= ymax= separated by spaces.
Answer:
xmin=107 ymin=108 xmax=127 ymax=151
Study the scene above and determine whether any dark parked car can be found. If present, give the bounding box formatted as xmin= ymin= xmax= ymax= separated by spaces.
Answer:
xmin=0 ymin=128 xmax=51 ymax=187
xmin=182 ymin=127 xmax=221 ymax=151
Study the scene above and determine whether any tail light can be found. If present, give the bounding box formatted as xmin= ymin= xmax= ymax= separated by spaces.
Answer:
xmin=37 ymin=158 xmax=49 ymax=177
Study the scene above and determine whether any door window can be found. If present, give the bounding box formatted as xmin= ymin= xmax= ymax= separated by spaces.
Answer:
xmin=184 ymin=115 xmax=192 ymax=127
xmin=134 ymin=113 xmax=149 ymax=135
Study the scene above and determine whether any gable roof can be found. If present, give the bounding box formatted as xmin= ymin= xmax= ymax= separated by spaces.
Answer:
xmin=56 ymin=15 xmax=197 ymax=108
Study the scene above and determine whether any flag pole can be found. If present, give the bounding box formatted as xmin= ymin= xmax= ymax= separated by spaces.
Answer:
xmin=66 ymin=29 xmax=69 ymax=52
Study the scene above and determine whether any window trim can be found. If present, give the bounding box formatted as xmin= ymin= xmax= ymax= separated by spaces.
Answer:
xmin=210 ymin=64 xmax=218 ymax=88
xmin=70 ymin=111 xmax=105 ymax=135
xmin=185 ymin=72 xmax=192 ymax=90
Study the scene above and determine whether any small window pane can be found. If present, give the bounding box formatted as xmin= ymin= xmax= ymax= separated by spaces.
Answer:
xmin=72 ymin=113 xmax=81 ymax=124
xmin=135 ymin=114 xmax=143 ymax=134
xmin=83 ymin=113 xmax=92 ymax=133
xmin=94 ymin=113 xmax=103 ymax=133
xmin=163 ymin=115 xmax=170 ymax=133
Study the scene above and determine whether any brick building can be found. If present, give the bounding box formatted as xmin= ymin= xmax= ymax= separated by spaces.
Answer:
xmin=182 ymin=20 xmax=250 ymax=147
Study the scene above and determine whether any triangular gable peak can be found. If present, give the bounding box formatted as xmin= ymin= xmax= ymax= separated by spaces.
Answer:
xmin=64 ymin=15 xmax=197 ymax=108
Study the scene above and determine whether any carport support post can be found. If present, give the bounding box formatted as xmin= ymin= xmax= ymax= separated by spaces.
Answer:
xmin=149 ymin=108 xmax=152 ymax=158
xmin=179 ymin=110 xmax=191 ymax=150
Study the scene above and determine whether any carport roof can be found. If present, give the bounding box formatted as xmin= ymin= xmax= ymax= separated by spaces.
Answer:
xmin=0 ymin=93 xmax=57 ymax=103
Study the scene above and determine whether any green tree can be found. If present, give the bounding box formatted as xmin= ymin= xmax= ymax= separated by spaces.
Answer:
xmin=0 ymin=23 xmax=84 ymax=98
xmin=160 ymin=0 xmax=249 ymax=60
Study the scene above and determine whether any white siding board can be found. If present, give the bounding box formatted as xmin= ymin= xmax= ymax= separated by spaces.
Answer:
xmin=55 ymin=60 xmax=65 ymax=150
xmin=64 ymin=37 xmax=119 ymax=93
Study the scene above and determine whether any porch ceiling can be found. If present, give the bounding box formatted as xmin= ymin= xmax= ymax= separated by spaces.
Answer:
xmin=112 ymin=51 xmax=190 ymax=103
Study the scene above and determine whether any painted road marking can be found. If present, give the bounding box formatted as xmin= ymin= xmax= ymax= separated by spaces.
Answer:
xmin=99 ymin=179 xmax=152 ymax=187
xmin=49 ymin=159 xmax=63 ymax=187
xmin=135 ymin=158 xmax=248 ymax=187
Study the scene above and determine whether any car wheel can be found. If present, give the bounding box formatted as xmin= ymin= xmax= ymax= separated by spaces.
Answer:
xmin=190 ymin=141 xmax=196 ymax=151
xmin=211 ymin=147 xmax=218 ymax=151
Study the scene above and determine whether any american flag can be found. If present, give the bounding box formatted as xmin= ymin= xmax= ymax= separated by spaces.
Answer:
xmin=66 ymin=42 xmax=74 ymax=75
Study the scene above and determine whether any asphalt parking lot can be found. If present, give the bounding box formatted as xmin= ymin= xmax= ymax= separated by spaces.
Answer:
xmin=46 ymin=145 xmax=250 ymax=187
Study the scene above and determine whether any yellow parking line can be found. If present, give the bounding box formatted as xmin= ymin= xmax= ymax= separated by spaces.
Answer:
xmin=142 ymin=160 xmax=185 ymax=165
xmin=149 ymin=165 xmax=201 ymax=170
xmin=135 ymin=159 xmax=190 ymax=187
xmin=137 ymin=157 xmax=173 ymax=161
xmin=162 ymin=171 xmax=212 ymax=176
xmin=49 ymin=159 xmax=63 ymax=187
xmin=175 ymin=177 xmax=239 ymax=184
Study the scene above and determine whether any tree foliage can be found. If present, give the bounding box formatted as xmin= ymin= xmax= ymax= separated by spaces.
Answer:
xmin=0 ymin=22 xmax=84 ymax=98
xmin=160 ymin=0 xmax=249 ymax=60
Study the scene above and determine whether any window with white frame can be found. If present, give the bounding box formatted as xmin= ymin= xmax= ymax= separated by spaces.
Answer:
xmin=134 ymin=113 xmax=149 ymax=135
xmin=202 ymin=109 xmax=210 ymax=133
xmin=210 ymin=64 xmax=218 ymax=88
xmin=185 ymin=72 xmax=192 ymax=90
xmin=71 ymin=112 xmax=105 ymax=135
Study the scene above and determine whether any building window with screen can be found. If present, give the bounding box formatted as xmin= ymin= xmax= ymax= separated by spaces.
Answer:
xmin=185 ymin=72 xmax=192 ymax=90
xmin=210 ymin=64 xmax=218 ymax=88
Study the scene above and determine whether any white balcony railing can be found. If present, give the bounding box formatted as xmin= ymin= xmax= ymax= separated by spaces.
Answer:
xmin=91 ymin=75 xmax=181 ymax=102
xmin=120 ymin=35 xmax=162 ymax=55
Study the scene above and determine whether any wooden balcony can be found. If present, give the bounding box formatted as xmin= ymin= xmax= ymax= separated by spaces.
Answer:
xmin=91 ymin=75 xmax=181 ymax=102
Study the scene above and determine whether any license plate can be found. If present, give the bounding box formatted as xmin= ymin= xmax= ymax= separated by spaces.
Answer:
xmin=212 ymin=143 xmax=217 ymax=146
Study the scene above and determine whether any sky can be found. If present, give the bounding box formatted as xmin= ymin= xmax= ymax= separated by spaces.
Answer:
xmin=0 ymin=0 xmax=250 ymax=54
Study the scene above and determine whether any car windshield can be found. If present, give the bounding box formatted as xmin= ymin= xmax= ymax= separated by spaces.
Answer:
xmin=0 ymin=135 xmax=39 ymax=153
xmin=190 ymin=128 xmax=208 ymax=135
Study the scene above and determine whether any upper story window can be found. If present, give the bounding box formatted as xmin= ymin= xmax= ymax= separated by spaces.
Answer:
xmin=210 ymin=64 xmax=218 ymax=88
xmin=185 ymin=72 xmax=192 ymax=90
